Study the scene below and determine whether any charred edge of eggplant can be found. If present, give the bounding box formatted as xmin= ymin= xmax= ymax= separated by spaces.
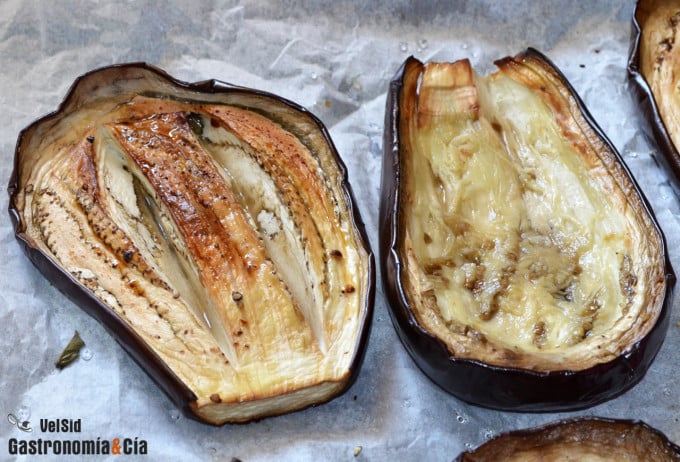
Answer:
xmin=627 ymin=0 xmax=680 ymax=190
xmin=8 ymin=62 xmax=375 ymax=425
xmin=454 ymin=417 xmax=680 ymax=461
xmin=380 ymin=52 xmax=675 ymax=412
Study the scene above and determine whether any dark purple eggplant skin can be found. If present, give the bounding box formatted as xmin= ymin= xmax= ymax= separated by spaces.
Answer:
xmin=8 ymin=63 xmax=375 ymax=425
xmin=454 ymin=417 xmax=680 ymax=461
xmin=628 ymin=0 xmax=680 ymax=188
xmin=380 ymin=49 xmax=676 ymax=412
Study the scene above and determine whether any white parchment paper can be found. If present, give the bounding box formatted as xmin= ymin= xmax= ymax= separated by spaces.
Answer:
xmin=0 ymin=1 xmax=678 ymax=461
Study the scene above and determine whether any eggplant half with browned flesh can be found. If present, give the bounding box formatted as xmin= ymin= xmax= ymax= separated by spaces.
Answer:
xmin=455 ymin=418 xmax=680 ymax=461
xmin=629 ymin=0 xmax=680 ymax=184
xmin=381 ymin=49 xmax=674 ymax=411
xmin=9 ymin=64 xmax=374 ymax=425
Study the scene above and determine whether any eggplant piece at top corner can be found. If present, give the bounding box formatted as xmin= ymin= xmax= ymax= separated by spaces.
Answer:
xmin=629 ymin=0 xmax=680 ymax=185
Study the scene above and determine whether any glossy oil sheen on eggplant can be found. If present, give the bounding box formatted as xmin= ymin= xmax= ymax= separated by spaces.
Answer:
xmin=629 ymin=0 xmax=680 ymax=184
xmin=381 ymin=49 xmax=673 ymax=411
xmin=9 ymin=64 xmax=374 ymax=425
xmin=455 ymin=418 xmax=680 ymax=461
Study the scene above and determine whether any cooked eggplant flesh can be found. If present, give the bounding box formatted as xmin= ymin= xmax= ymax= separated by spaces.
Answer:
xmin=457 ymin=418 xmax=680 ymax=461
xmin=399 ymin=57 xmax=666 ymax=371
xmin=14 ymin=87 xmax=370 ymax=424
xmin=637 ymin=0 xmax=680 ymax=155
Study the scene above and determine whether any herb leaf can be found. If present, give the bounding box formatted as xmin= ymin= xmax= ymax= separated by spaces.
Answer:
xmin=55 ymin=331 xmax=85 ymax=370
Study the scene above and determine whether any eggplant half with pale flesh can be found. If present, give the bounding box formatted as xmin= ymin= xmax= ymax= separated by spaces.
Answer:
xmin=381 ymin=49 xmax=674 ymax=411
xmin=9 ymin=64 xmax=374 ymax=425
xmin=455 ymin=418 xmax=680 ymax=461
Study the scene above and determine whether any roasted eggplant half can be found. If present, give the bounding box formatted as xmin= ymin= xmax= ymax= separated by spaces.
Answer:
xmin=629 ymin=0 xmax=680 ymax=184
xmin=381 ymin=49 xmax=674 ymax=411
xmin=8 ymin=64 xmax=374 ymax=425
xmin=455 ymin=417 xmax=680 ymax=461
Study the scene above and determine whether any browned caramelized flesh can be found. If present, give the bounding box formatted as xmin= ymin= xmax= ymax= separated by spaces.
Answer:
xmin=15 ymin=82 xmax=370 ymax=424
xmin=457 ymin=419 xmax=680 ymax=461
